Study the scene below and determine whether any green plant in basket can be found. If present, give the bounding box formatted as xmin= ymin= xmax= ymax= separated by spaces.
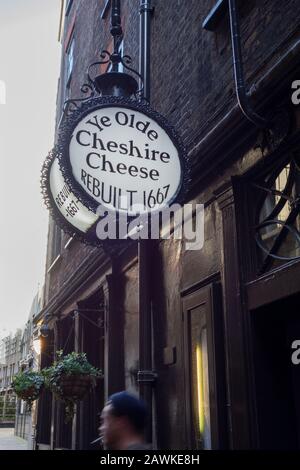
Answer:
xmin=43 ymin=351 xmax=102 ymax=422
xmin=11 ymin=370 xmax=44 ymax=410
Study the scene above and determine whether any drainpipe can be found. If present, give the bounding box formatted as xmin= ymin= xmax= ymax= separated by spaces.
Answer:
xmin=228 ymin=0 xmax=268 ymax=129
xmin=138 ymin=0 xmax=155 ymax=445
xmin=139 ymin=1 xmax=152 ymax=101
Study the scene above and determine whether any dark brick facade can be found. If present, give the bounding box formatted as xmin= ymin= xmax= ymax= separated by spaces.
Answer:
xmin=38 ymin=0 xmax=300 ymax=450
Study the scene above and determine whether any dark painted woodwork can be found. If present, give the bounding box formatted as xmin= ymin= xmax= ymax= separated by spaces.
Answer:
xmin=214 ymin=183 xmax=252 ymax=448
xmin=103 ymin=272 xmax=125 ymax=398
xmin=182 ymin=282 xmax=227 ymax=449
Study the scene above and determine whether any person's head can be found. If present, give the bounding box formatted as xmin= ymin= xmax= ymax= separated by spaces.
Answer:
xmin=99 ymin=391 xmax=147 ymax=450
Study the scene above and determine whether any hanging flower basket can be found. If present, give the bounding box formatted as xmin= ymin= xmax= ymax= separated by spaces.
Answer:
xmin=43 ymin=351 xmax=102 ymax=422
xmin=11 ymin=370 xmax=44 ymax=410
xmin=58 ymin=374 xmax=95 ymax=400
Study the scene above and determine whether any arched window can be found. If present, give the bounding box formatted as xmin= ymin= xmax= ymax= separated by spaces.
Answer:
xmin=253 ymin=154 xmax=300 ymax=273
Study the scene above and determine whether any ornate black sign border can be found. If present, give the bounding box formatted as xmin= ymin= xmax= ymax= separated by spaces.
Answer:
xmin=56 ymin=95 xmax=191 ymax=217
xmin=41 ymin=147 xmax=138 ymax=254
xmin=41 ymin=146 xmax=103 ymax=248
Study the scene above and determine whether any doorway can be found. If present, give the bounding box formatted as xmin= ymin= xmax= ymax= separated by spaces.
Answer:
xmin=182 ymin=282 xmax=227 ymax=449
xmin=76 ymin=288 xmax=105 ymax=449
xmin=252 ymin=292 xmax=300 ymax=449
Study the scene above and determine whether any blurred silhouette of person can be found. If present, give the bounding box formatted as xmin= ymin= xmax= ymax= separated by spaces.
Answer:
xmin=98 ymin=391 xmax=151 ymax=450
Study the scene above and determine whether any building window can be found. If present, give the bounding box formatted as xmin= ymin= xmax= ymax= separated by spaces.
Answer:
xmin=251 ymin=155 xmax=300 ymax=274
xmin=235 ymin=149 xmax=300 ymax=280
xmin=65 ymin=0 xmax=74 ymax=16
xmin=182 ymin=283 xmax=225 ymax=449
xmin=51 ymin=221 xmax=62 ymax=263
xmin=189 ymin=303 xmax=212 ymax=449
xmin=65 ymin=79 xmax=71 ymax=104
xmin=101 ymin=0 xmax=111 ymax=19
xmin=66 ymin=35 xmax=75 ymax=86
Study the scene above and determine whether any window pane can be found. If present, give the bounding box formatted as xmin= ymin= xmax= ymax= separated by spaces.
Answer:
xmin=190 ymin=306 xmax=211 ymax=449
xmin=66 ymin=38 xmax=74 ymax=83
xmin=256 ymin=159 xmax=300 ymax=271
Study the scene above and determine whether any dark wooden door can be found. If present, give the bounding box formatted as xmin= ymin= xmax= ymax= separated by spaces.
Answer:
xmin=252 ymin=292 xmax=300 ymax=449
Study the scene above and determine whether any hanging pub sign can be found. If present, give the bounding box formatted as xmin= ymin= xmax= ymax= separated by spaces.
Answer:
xmin=41 ymin=96 xmax=189 ymax=246
xmin=41 ymin=147 xmax=100 ymax=246
xmin=57 ymin=96 xmax=188 ymax=218
xmin=42 ymin=97 xmax=189 ymax=247
xmin=41 ymin=4 xmax=189 ymax=248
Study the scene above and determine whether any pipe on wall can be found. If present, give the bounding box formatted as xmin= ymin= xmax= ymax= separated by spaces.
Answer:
xmin=228 ymin=0 xmax=268 ymax=129
xmin=138 ymin=0 xmax=154 ymax=445
xmin=139 ymin=1 xmax=152 ymax=101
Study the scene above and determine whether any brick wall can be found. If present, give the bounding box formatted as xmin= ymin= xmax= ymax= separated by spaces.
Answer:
xmin=46 ymin=0 xmax=300 ymax=319
xmin=40 ymin=0 xmax=300 ymax=449
xmin=151 ymin=0 xmax=300 ymax=151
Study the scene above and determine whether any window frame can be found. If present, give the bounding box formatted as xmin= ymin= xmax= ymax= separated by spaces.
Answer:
xmin=66 ymin=33 xmax=75 ymax=87
xmin=65 ymin=0 xmax=74 ymax=17
xmin=50 ymin=220 xmax=62 ymax=266
xmin=182 ymin=282 xmax=227 ymax=449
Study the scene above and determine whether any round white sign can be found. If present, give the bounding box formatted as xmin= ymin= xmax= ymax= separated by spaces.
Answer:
xmin=68 ymin=105 xmax=183 ymax=216
xmin=50 ymin=158 xmax=99 ymax=233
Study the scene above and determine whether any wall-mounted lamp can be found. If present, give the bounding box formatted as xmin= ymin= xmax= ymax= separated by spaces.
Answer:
xmin=39 ymin=323 xmax=50 ymax=338
xmin=38 ymin=313 xmax=52 ymax=338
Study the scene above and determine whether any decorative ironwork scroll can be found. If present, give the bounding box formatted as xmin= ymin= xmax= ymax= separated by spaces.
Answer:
xmin=253 ymin=154 xmax=300 ymax=272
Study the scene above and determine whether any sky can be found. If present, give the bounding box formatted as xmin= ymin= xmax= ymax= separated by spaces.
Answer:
xmin=0 ymin=0 xmax=62 ymax=338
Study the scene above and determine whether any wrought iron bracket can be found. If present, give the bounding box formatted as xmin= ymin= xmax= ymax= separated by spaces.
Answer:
xmin=253 ymin=155 xmax=300 ymax=270
xmin=62 ymin=0 xmax=145 ymax=119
